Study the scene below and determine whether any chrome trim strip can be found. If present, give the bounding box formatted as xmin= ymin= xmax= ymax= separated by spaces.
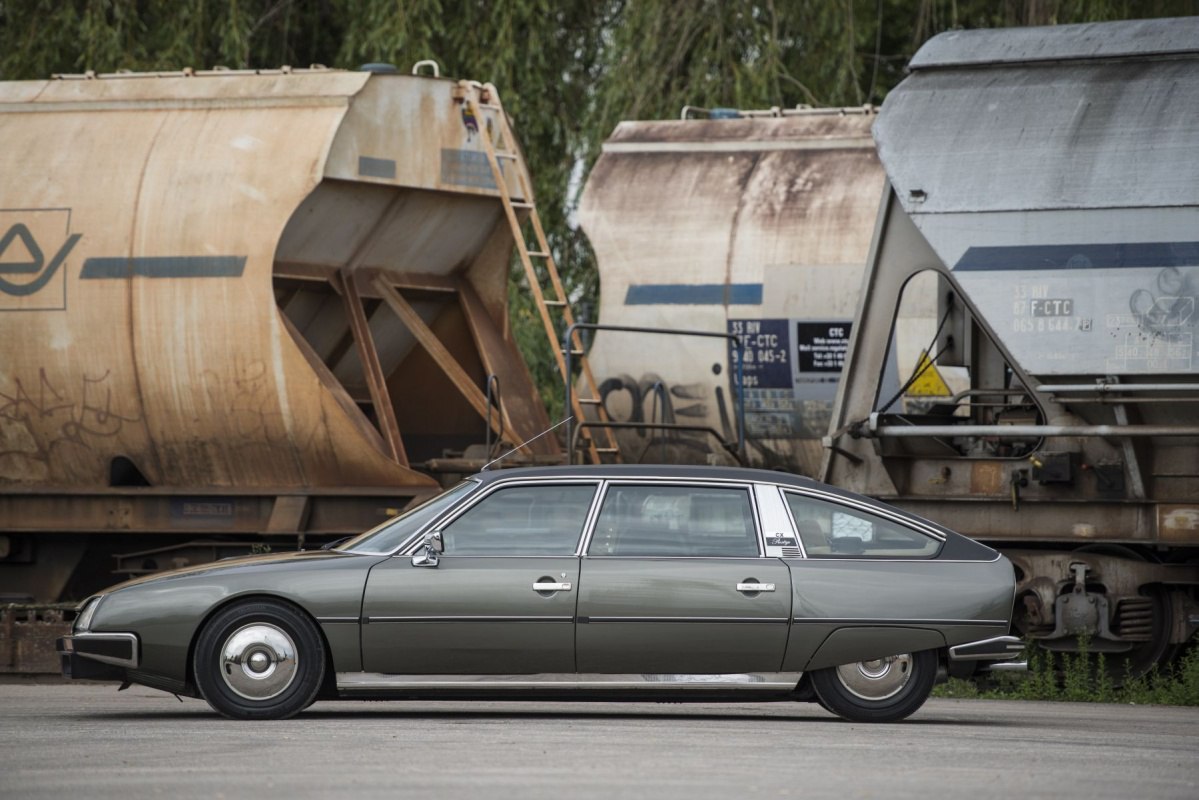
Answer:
xmin=576 ymin=480 xmax=609 ymax=556
xmin=336 ymin=671 xmax=803 ymax=692
xmin=792 ymin=618 xmax=1008 ymax=626
xmin=367 ymin=616 xmax=574 ymax=623
xmin=393 ymin=555 xmax=581 ymax=560
xmin=747 ymin=483 xmax=765 ymax=557
xmin=757 ymin=483 xmax=806 ymax=559
xmin=62 ymin=632 xmax=139 ymax=669
xmin=949 ymin=635 xmax=1025 ymax=661
xmin=784 ymin=555 xmax=1003 ymax=564
xmin=581 ymin=616 xmax=789 ymax=624
xmin=984 ymin=661 xmax=1029 ymax=673
xmin=583 ymin=556 xmax=769 ymax=562
xmin=779 ymin=487 xmax=807 ymax=559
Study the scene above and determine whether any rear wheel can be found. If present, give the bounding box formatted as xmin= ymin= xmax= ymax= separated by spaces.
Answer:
xmin=811 ymin=650 xmax=936 ymax=723
xmin=193 ymin=600 xmax=325 ymax=720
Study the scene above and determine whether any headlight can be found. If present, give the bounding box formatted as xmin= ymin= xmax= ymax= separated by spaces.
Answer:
xmin=74 ymin=596 xmax=104 ymax=632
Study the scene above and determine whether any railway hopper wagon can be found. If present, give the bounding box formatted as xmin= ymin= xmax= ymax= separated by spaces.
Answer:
xmin=823 ymin=19 xmax=1199 ymax=670
xmin=0 ymin=66 xmax=553 ymax=606
xmin=581 ymin=19 xmax=1199 ymax=672
xmin=577 ymin=106 xmax=950 ymax=477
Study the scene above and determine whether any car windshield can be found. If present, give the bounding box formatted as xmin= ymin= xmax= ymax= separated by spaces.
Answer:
xmin=338 ymin=481 xmax=477 ymax=554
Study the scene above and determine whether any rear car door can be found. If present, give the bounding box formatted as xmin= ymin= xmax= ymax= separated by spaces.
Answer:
xmin=575 ymin=481 xmax=791 ymax=674
xmin=360 ymin=481 xmax=598 ymax=674
xmin=776 ymin=487 xmax=1012 ymax=669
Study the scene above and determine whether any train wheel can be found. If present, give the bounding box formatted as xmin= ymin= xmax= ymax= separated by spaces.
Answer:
xmin=1092 ymin=586 xmax=1178 ymax=684
xmin=1070 ymin=545 xmax=1179 ymax=683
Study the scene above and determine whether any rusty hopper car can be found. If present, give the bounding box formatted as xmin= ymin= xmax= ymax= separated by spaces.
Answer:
xmin=578 ymin=107 xmax=948 ymax=476
xmin=823 ymin=18 xmax=1199 ymax=672
xmin=0 ymin=66 xmax=554 ymax=605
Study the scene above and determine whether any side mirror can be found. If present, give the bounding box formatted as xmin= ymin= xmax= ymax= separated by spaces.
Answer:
xmin=411 ymin=531 xmax=444 ymax=567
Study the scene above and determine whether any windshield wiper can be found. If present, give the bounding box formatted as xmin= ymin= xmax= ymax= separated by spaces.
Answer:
xmin=320 ymin=537 xmax=351 ymax=551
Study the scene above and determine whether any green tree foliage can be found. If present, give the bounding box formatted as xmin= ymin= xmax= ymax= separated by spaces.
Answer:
xmin=1 ymin=0 xmax=1195 ymax=407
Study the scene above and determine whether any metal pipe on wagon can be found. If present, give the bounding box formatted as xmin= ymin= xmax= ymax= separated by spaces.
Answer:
xmin=863 ymin=422 xmax=1199 ymax=439
xmin=570 ymin=421 xmax=747 ymax=466
xmin=1035 ymin=383 xmax=1199 ymax=394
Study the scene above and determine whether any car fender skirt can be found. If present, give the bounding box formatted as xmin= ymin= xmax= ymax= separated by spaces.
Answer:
xmin=803 ymin=627 xmax=946 ymax=672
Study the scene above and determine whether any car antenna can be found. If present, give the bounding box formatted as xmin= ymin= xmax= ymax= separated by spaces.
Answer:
xmin=481 ymin=415 xmax=574 ymax=471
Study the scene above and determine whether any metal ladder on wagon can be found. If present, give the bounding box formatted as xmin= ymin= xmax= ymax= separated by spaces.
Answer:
xmin=467 ymin=81 xmax=621 ymax=465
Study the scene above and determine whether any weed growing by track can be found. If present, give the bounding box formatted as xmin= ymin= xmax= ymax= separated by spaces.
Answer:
xmin=934 ymin=641 xmax=1199 ymax=705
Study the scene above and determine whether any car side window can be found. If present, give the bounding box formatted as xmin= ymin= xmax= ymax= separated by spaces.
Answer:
xmin=589 ymin=484 xmax=759 ymax=557
xmin=783 ymin=492 xmax=942 ymax=558
xmin=440 ymin=484 xmax=596 ymax=556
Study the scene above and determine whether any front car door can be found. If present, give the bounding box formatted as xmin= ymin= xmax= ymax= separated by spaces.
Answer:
xmin=575 ymin=480 xmax=791 ymax=674
xmin=360 ymin=481 xmax=599 ymax=674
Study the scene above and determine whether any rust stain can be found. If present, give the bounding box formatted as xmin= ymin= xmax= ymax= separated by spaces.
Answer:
xmin=1158 ymin=505 xmax=1199 ymax=543
xmin=970 ymin=461 xmax=1005 ymax=495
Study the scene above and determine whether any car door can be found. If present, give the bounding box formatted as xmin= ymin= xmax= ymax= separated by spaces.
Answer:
xmin=575 ymin=481 xmax=791 ymax=674
xmin=773 ymin=486 xmax=1020 ymax=671
xmin=360 ymin=481 xmax=598 ymax=674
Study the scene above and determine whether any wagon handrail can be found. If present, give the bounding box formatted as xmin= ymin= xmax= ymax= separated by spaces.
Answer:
xmin=569 ymin=420 xmax=748 ymax=467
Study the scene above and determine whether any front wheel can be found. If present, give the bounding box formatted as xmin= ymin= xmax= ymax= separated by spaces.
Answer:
xmin=810 ymin=650 xmax=937 ymax=723
xmin=193 ymin=600 xmax=326 ymax=720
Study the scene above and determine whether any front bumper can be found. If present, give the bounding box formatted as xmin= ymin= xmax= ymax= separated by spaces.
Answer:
xmin=948 ymin=635 xmax=1027 ymax=671
xmin=57 ymin=632 xmax=139 ymax=681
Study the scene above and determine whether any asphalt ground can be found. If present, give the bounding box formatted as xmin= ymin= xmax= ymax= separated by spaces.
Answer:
xmin=1 ymin=682 xmax=1197 ymax=799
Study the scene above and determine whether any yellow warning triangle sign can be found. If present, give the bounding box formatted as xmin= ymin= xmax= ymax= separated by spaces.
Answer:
xmin=907 ymin=350 xmax=951 ymax=397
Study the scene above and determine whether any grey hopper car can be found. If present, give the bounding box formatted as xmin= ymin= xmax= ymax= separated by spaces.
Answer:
xmin=581 ymin=18 xmax=1199 ymax=673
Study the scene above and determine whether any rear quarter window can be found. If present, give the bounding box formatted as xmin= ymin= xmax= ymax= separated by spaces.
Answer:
xmin=783 ymin=491 xmax=942 ymax=558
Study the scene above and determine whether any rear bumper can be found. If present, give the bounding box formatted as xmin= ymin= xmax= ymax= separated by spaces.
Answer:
xmin=948 ymin=635 xmax=1027 ymax=671
xmin=57 ymin=632 xmax=139 ymax=680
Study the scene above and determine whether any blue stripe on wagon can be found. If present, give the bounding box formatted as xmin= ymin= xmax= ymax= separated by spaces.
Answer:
xmin=624 ymin=283 xmax=763 ymax=305
xmin=954 ymin=242 xmax=1199 ymax=271
xmin=80 ymin=256 xmax=247 ymax=279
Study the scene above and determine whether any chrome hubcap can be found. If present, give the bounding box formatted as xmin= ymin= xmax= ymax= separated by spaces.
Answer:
xmin=219 ymin=623 xmax=298 ymax=701
xmin=835 ymin=653 xmax=913 ymax=701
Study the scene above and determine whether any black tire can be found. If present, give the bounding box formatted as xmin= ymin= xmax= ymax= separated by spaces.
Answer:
xmin=193 ymin=600 xmax=326 ymax=720
xmin=811 ymin=650 xmax=937 ymax=723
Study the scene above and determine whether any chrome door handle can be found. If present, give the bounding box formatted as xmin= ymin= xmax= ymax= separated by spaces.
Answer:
xmin=532 ymin=581 xmax=572 ymax=592
xmin=736 ymin=582 xmax=775 ymax=592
